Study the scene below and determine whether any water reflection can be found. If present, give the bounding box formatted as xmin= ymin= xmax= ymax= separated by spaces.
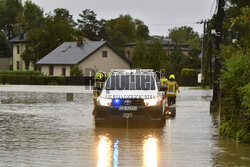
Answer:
xmin=143 ymin=136 xmax=157 ymax=167
xmin=97 ymin=136 xmax=112 ymax=167
xmin=1 ymin=88 xmax=250 ymax=166
xmin=113 ymin=140 xmax=119 ymax=167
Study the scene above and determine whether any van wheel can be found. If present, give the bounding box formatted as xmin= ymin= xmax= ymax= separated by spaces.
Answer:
xmin=171 ymin=110 xmax=176 ymax=117
xmin=163 ymin=115 xmax=166 ymax=125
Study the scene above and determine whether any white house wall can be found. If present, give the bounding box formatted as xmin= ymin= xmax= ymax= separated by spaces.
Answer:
xmin=78 ymin=45 xmax=130 ymax=76
xmin=41 ymin=65 xmax=71 ymax=76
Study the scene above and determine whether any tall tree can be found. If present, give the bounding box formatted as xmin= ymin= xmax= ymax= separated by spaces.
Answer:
xmin=132 ymin=39 xmax=172 ymax=73
xmin=22 ymin=9 xmax=75 ymax=69
xmin=0 ymin=31 xmax=11 ymax=55
xmin=14 ymin=0 xmax=44 ymax=33
xmin=54 ymin=8 xmax=74 ymax=24
xmin=169 ymin=26 xmax=201 ymax=57
xmin=0 ymin=0 xmax=23 ymax=39
xmin=134 ymin=19 xmax=150 ymax=40
xmin=105 ymin=15 xmax=149 ymax=52
xmin=77 ymin=9 xmax=106 ymax=40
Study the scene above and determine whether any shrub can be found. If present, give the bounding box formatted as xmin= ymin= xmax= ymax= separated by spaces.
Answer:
xmin=180 ymin=68 xmax=201 ymax=86
xmin=70 ymin=65 xmax=83 ymax=76
xmin=219 ymin=51 xmax=250 ymax=143
xmin=0 ymin=70 xmax=41 ymax=75
xmin=48 ymin=82 xmax=58 ymax=85
xmin=0 ymin=75 xmax=65 ymax=85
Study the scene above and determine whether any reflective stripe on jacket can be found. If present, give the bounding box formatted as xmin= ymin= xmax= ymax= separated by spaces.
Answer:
xmin=160 ymin=78 xmax=168 ymax=86
xmin=93 ymin=81 xmax=104 ymax=99
xmin=167 ymin=81 xmax=178 ymax=97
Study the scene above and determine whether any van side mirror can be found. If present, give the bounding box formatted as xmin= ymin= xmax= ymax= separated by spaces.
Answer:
xmin=159 ymin=85 xmax=168 ymax=91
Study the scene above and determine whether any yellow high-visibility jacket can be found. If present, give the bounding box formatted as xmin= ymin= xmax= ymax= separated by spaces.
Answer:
xmin=93 ymin=81 xmax=104 ymax=100
xmin=160 ymin=78 xmax=168 ymax=86
xmin=167 ymin=81 xmax=180 ymax=97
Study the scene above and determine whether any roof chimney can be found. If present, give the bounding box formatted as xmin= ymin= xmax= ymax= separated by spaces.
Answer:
xmin=76 ymin=40 xmax=83 ymax=46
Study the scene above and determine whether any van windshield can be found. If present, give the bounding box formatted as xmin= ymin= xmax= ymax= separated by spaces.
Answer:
xmin=105 ymin=75 xmax=155 ymax=90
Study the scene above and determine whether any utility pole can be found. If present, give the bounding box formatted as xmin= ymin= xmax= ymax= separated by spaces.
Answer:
xmin=211 ymin=0 xmax=225 ymax=111
xmin=197 ymin=19 xmax=209 ymax=83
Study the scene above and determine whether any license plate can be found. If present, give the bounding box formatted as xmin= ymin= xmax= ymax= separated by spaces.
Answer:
xmin=119 ymin=106 xmax=137 ymax=111
xmin=123 ymin=113 xmax=133 ymax=118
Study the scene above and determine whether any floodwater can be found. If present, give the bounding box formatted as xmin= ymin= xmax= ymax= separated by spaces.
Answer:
xmin=0 ymin=86 xmax=249 ymax=167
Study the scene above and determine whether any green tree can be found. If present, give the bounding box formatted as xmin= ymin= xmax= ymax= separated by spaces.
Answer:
xmin=132 ymin=39 xmax=172 ymax=73
xmin=134 ymin=19 xmax=150 ymax=40
xmin=0 ymin=0 xmax=23 ymax=39
xmin=169 ymin=26 xmax=201 ymax=57
xmin=0 ymin=31 xmax=11 ymax=55
xmin=227 ymin=0 xmax=250 ymax=7
xmin=54 ymin=8 xmax=75 ymax=24
xmin=105 ymin=15 xmax=149 ymax=52
xmin=70 ymin=65 xmax=83 ymax=76
xmin=23 ymin=8 xmax=75 ymax=69
xmin=77 ymin=9 xmax=106 ymax=40
xmin=14 ymin=0 xmax=44 ymax=33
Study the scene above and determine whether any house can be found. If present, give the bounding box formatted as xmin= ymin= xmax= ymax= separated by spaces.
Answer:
xmin=124 ymin=38 xmax=189 ymax=59
xmin=0 ymin=55 xmax=11 ymax=70
xmin=9 ymin=33 xmax=34 ymax=71
xmin=36 ymin=40 xmax=132 ymax=76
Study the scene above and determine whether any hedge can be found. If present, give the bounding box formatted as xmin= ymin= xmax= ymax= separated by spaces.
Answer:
xmin=180 ymin=68 xmax=201 ymax=86
xmin=219 ymin=51 xmax=250 ymax=143
xmin=0 ymin=75 xmax=65 ymax=85
xmin=0 ymin=70 xmax=41 ymax=75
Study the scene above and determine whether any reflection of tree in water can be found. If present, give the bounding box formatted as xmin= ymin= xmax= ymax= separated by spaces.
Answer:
xmin=213 ymin=138 xmax=250 ymax=166
xmin=210 ymin=111 xmax=250 ymax=166
xmin=0 ymin=92 xmax=66 ymax=104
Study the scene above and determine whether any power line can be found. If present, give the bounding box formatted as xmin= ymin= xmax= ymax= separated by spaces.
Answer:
xmin=148 ymin=22 xmax=198 ymax=26
xmin=210 ymin=0 xmax=217 ymax=17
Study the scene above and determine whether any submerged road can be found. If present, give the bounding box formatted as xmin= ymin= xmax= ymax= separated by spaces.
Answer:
xmin=0 ymin=86 xmax=249 ymax=166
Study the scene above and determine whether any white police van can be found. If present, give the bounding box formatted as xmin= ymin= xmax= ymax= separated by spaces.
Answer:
xmin=94 ymin=69 xmax=168 ymax=128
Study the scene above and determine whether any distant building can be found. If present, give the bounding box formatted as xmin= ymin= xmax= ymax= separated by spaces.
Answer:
xmin=9 ymin=33 xmax=34 ymax=71
xmin=0 ymin=55 xmax=11 ymax=70
xmin=37 ymin=40 xmax=132 ymax=76
xmin=124 ymin=38 xmax=189 ymax=59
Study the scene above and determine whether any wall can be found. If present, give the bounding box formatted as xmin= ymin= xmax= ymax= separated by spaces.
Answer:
xmin=12 ymin=43 xmax=34 ymax=71
xmin=41 ymin=65 xmax=71 ymax=76
xmin=0 ymin=57 xmax=10 ymax=70
xmin=79 ymin=45 xmax=131 ymax=76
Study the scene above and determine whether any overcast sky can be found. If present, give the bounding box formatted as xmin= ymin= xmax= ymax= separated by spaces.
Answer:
xmin=31 ymin=0 xmax=216 ymax=36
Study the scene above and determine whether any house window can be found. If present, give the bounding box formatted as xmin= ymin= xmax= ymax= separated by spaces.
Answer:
xmin=127 ymin=51 xmax=130 ymax=59
xmin=16 ymin=61 xmax=20 ymax=70
xmin=25 ymin=62 xmax=29 ymax=70
xmin=17 ymin=45 xmax=20 ymax=54
xmin=102 ymin=51 xmax=107 ymax=57
xmin=49 ymin=65 xmax=54 ymax=75
xmin=62 ymin=68 xmax=66 ymax=76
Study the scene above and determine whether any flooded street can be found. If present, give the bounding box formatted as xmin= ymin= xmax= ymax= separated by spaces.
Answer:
xmin=0 ymin=86 xmax=249 ymax=167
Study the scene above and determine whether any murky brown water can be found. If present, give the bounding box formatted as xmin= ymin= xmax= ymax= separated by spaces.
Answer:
xmin=0 ymin=87 xmax=249 ymax=167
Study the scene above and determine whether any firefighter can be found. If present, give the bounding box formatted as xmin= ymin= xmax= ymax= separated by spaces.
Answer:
xmin=160 ymin=75 xmax=168 ymax=86
xmin=93 ymin=72 xmax=105 ymax=115
xmin=167 ymin=74 xmax=180 ymax=106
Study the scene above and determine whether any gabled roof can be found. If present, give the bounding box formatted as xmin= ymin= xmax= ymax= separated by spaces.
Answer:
xmin=36 ymin=41 xmax=132 ymax=66
xmin=125 ymin=38 xmax=189 ymax=48
xmin=9 ymin=33 xmax=27 ymax=43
